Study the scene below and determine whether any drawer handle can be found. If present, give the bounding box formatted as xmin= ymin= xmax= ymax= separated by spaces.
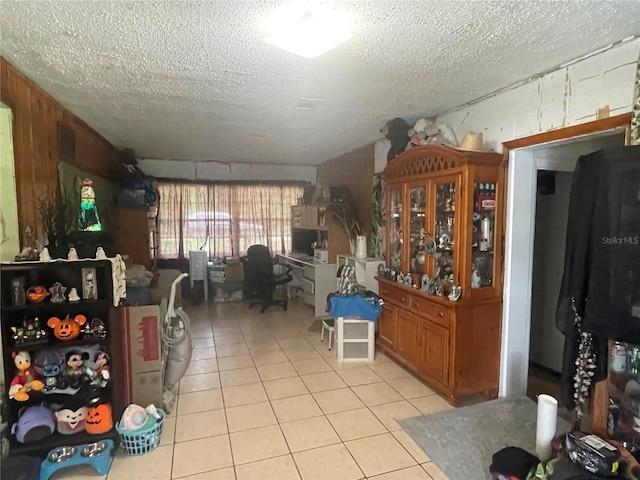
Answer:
xmin=401 ymin=297 xmax=406 ymax=302
xmin=438 ymin=311 xmax=444 ymax=317
xmin=383 ymin=289 xmax=388 ymax=295
xmin=415 ymin=302 xmax=420 ymax=309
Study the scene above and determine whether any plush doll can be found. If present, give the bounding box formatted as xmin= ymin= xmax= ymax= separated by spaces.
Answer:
xmin=86 ymin=403 xmax=113 ymax=434
xmin=55 ymin=406 xmax=88 ymax=434
xmin=408 ymin=118 xmax=456 ymax=147
xmin=380 ymin=117 xmax=411 ymax=163
xmin=11 ymin=405 xmax=55 ymax=443
xmin=91 ymin=351 xmax=110 ymax=388
xmin=9 ymin=351 xmax=45 ymax=401
xmin=65 ymin=351 xmax=93 ymax=389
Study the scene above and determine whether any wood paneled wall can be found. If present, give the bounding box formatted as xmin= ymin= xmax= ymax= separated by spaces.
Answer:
xmin=0 ymin=57 xmax=121 ymax=247
xmin=316 ymin=143 xmax=375 ymax=241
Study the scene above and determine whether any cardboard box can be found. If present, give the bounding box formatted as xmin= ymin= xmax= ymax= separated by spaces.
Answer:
xmin=225 ymin=264 xmax=244 ymax=282
xmin=123 ymin=305 xmax=162 ymax=374
xmin=131 ymin=371 xmax=164 ymax=408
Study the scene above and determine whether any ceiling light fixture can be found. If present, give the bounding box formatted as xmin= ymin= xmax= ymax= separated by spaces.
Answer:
xmin=262 ymin=2 xmax=353 ymax=59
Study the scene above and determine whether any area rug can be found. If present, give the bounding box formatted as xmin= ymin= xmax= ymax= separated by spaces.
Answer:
xmin=398 ymin=396 xmax=570 ymax=480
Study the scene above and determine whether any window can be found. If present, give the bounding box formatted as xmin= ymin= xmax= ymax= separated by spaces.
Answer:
xmin=156 ymin=182 xmax=303 ymax=259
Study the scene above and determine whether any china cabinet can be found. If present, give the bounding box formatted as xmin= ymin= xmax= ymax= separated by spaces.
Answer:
xmin=377 ymin=144 xmax=505 ymax=404
xmin=1 ymin=260 xmax=124 ymax=457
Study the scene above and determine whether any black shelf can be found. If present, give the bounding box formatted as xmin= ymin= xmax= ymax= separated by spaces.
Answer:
xmin=1 ymin=299 xmax=109 ymax=312
xmin=5 ymin=337 xmax=107 ymax=354
xmin=8 ymin=428 xmax=119 ymax=458
xmin=1 ymin=260 xmax=123 ymax=460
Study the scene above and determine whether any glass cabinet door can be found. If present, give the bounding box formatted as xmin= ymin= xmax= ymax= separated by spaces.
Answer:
xmin=388 ymin=187 xmax=403 ymax=271
xmin=409 ymin=185 xmax=427 ymax=277
xmin=471 ymin=182 xmax=497 ymax=288
xmin=433 ymin=180 xmax=456 ymax=294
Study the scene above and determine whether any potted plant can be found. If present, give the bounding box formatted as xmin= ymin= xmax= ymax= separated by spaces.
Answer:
xmin=325 ymin=186 xmax=363 ymax=256
xmin=35 ymin=187 xmax=78 ymax=259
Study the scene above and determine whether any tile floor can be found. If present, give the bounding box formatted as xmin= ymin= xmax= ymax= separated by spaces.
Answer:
xmin=51 ymin=300 xmax=452 ymax=480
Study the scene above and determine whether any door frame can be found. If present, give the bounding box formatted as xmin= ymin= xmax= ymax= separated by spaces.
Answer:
xmin=498 ymin=113 xmax=632 ymax=398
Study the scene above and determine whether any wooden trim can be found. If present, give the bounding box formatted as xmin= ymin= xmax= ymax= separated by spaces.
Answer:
xmin=502 ymin=113 xmax=632 ymax=151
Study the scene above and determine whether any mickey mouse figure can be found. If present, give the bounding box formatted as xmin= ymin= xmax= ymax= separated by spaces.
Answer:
xmin=91 ymin=351 xmax=110 ymax=388
xmin=65 ymin=351 xmax=94 ymax=389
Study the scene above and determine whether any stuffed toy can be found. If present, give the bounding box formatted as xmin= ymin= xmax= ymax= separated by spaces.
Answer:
xmin=408 ymin=118 xmax=456 ymax=147
xmin=65 ymin=351 xmax=93 ymax=389
xmin=91 ymin=351 xmax=110 ymax=388
xmin=11 ymin=405 xmax=55 ymax=443
xmin=55 ymin=406 xmax=88 ymax=434
xmin=380 ymin=117 xmax=411 ymax=163
xmin=9 ymin=351 xmax=45 ymax=401
xmin=47 ymin=314 xmax=86 ymax=341
xmin=86 ymin=403 xmax=113 ymax=434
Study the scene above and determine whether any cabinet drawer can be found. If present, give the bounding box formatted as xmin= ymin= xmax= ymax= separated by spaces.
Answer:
xmin=379 ymin=284 xmax=409 ymax=306
xmin=300 ymin=277 xmax=315 ymax=294
xmin=409 ymin=295 xmax=450 ymax=327
xmin=303 ymin=265 xmax=315 ymax=281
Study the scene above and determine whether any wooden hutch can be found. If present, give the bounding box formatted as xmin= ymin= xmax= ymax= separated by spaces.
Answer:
xmin=376 ymin=144 xmax=505 ymax=405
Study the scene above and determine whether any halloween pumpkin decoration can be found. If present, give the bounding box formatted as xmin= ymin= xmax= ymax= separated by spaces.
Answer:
xmin=47 ymin=314 xmax=86 ymax=341
xmin=26 ymin=285 xmax=49 ymax=303
xmin=85 ymin=403 xmax=113 ymax=434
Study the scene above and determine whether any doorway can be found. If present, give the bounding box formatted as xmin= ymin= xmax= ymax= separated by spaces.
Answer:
xmin=499 ymin=115 xmax=630 ymax=401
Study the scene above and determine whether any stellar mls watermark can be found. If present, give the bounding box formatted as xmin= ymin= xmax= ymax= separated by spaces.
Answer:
xmin=602 ymin=236 xmax=639 ymax=245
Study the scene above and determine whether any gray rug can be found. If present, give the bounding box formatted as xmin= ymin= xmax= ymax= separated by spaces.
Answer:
xmin=398 ymin=396 xmax=570 ymax=480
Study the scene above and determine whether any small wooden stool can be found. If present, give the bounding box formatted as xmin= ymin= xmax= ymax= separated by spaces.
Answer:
xmin=320 ymin=318 xmax=335 ymax=350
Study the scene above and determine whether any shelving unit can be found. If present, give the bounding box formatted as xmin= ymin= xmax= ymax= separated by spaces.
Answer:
xmin=336 ymin=255 xmax=383 ymax=294
xmin=335 ymin=317 xmax=375 ymax=362
xmin=0 ymin=260 xmax=124 ymax=458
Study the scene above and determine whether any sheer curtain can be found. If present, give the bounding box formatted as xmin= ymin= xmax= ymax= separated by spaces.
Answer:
xmin=156 ymin=181 xmax=302 ymax=259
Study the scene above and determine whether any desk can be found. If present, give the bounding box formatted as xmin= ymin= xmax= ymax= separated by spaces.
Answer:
xmin=278 ymin=254 xmax=336 ymax=317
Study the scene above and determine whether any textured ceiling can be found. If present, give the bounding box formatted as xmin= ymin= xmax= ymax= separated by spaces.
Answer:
xmin=1 ymin=1 xmax=639 ymax=166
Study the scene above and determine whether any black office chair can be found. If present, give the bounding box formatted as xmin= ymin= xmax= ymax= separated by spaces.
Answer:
xmin=241 ymin=244 xmax=293 ymax=313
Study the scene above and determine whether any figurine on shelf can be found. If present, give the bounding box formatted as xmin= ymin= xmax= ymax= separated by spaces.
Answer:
xmin=11 ymin=277 xmax=26 ymax=306
xmin=95 ymin=247 xmax=107 ymax=259
xmin=39 ymin=247 xmax=51 ymax=262
xmin=82 ymin=268 xmax=98 ymax=300
xmin=65 ymin=351 xmax=93 ymax=389
xmin=9 ymin=351 xmax=45 ymax=401
xmin=47 ymin=314 xmax=86 ymax=341
xmin=471 ymin=264 xmax=482 ymax=288
xmin=26 ymin=285 xmax=49 ymax=303
xmin=49 ymin=282 xmax=67 ymax=303
xmin=68 ymin=287 xmax=81 ymax=303
xmin=78 ymin=178 xmax=102 ymax=232
xmin=11 ymin=316 xmax=49 ymax=345
xmin=90 ymin=318 xmax=106 ymax=339
xmin=67 ymin=247 xmax=79 ymax=261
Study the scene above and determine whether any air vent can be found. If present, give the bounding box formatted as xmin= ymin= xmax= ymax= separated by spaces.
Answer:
xmin=57 ymin=121 xmax=76 ymax=160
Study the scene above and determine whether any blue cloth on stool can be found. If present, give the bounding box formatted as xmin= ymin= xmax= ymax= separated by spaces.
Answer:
xmin=328 ymin=294 xmax=381 ymax=321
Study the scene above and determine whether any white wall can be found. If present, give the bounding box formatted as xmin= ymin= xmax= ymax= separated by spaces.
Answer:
xmin=436 ymin=38 xmax=640 ymax=150
xmin=138 ymin=158 xmax=315 ymax=184
xmin=0 ymin=104 xmax=19 ymax=262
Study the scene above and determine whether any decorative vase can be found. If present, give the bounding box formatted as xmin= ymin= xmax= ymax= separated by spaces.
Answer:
xmin=355 ymin=235 xmax=367 ymax=258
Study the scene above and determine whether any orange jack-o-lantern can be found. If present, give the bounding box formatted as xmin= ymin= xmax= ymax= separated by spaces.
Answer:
xmin=47 ymin=315 xmax=86 ymax=341
xmin=26 ymin=285 xmax=49 ymax=303
xmin=85 ymin=404 xmax=113 ymax=434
